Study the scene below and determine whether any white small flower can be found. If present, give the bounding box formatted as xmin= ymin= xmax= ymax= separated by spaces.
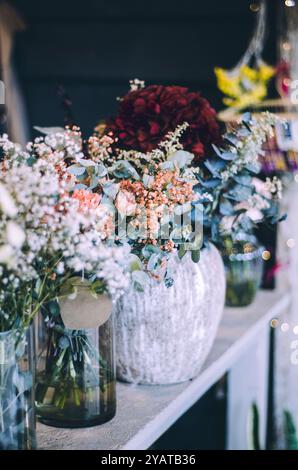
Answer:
xmin=0 ymin=244 xmax=14 ymax=263
xmin=56 ymin=262 xmax=65 ymax=275
xmin=6 ymin=221 xmax=26 ymax=248
xmin=0 ymin=183 xmax=17 ymax=217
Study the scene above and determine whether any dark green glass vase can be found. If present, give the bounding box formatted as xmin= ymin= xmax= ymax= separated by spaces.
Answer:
xmin=0 ymin=326 xmax=36 ymax=450
xmin=223 ymin=235 xmax=264 ymax=307
xmin=35 ymin=315 xmax=116 ymax=428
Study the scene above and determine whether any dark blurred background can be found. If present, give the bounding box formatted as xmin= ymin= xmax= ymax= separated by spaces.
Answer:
xmin=9 ymin=0 xmax=277 ymax=137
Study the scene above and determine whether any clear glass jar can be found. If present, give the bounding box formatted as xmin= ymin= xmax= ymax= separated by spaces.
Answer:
xmin=35 ymin=314 xmax=116 ymax=428
xmin=223 ymin=235 xmax=264 ymax=307
xmin=0 ymin=326 xmax=36 ymax=450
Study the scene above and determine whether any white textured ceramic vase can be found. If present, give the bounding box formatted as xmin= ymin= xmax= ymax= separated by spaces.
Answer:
xmin=114 ymin=243 xmax=226 ymax=385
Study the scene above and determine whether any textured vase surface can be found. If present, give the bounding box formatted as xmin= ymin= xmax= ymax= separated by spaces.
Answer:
xmin=115 ymin=243 xmax=226 ymax=385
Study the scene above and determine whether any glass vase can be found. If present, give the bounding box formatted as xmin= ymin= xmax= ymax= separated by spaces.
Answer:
xmin=0 ymin=326 xmax=36 ymax=450
xmin=223 ymin=235 xmax=264 ymax=307
xmin=35 ymin=313 xmax=116 ymax=428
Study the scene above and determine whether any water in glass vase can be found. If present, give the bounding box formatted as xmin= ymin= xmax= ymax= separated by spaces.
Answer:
xmin=35 ymin=315 xmax=116 ymax=428
xmin=0 ymin=326 xmax=36 ymax=450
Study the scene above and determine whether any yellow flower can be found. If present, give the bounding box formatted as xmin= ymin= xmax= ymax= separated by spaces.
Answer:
xmin=258 ymin=63 xmax=275 ymax=81
xmin=215 ymin=61 xmax=275 ymax=110
xmin=241 ymin=65 xmax=258 ymax=82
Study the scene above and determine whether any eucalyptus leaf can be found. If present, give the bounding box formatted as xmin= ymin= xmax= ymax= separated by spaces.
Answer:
xmin=241 ymin=112 xmax=252 ymax=124
xmin=224 ymin=133 xmax=239 ymax=147
xmin=141 ymin=244 xmax=160 ymax=259
xmin=103 ymin=182 xmax=119 ymax=200
xmin=219 ymin=199 xmax=235 ymax=216
xmin=77 ymin=159 xmax=96 ymax=167
xmin=74 ymin=183 xmax=88 ymax=191
xmin=196 ymin=177 xmax=221 ymax=189
xmin=211 ymin=144 xmax=223 ymax=157
xmin=132 ymin=270 xmax=149 ymax=291
xmin=147 ymin=253 xmax=161 ymax=272
xmin=34 ymin=126 xmax=65 ymax=135
xmin=96 ymin=163 xmax=108 ymax=178
xmin=160 ymin=160 xmax=175 ymax=171
xmin=111 ymin=160 xmax=140 ymax=180
xmin=167 ymin=150 xmax=194 ymax=168
xmin=143 ymin=174 xmax=154 ymax=188
xmin=68 ymin=165 xmax=86 ymax=176
xmin=219 ymin=152 xmax=236 ymax=161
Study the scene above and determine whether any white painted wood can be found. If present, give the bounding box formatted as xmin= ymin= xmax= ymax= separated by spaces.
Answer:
xmin=227 ymin=325 xmax=270 ymax=450
xmin=37 ymin=290 xmax=290 ymax=450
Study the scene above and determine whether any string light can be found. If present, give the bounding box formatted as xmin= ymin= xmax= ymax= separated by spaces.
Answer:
xmin=270 ymin=319 xmax=279 ymax=328
xmin=293 ymin=325 xmax=298 ymax=335
xmin=281 ymin=322 xmax=290 ymax=332
xmin=262 ymin=250 xmax=271 ymax=261
xmin=287 ymin=238 xmax=295 ymax=248
xmin=282 ymin=41 xmax=291 ymax=51
xmin=250 ymin=3 xmax=260 ymax=12
xmin=285 ymin=0 xmax=295 ymax=7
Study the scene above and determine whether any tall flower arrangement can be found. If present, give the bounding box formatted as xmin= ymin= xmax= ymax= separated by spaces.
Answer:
xmin=0 ymin=131 xmax=131 ymax=436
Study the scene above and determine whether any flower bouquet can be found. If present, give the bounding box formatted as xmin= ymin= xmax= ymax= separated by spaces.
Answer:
xmin=0 ymin=131 xmax=130 ymax=429
xmin=102 ymin=83 xmax=284 ymax=380
xmin=198 ymin=113 xmax=284 ymax=305
xmin=28 ymin=107 xmax=224 ymax=384
xmin=0 ymin=140 xmax=75 ymax=448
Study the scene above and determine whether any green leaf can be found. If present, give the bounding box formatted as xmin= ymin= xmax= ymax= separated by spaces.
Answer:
xmin=284 ymin=410 xmax=298 ymax=450
xmin=178 ymin=245 xmax=187 ymax=259
xmin=191 ymin=249 xmax=200 ymax=263
xmin=26 ymin=156 xmax=37 ymax=167
xmin=248 ymin=403 xmax=261 ymax=450
xmin=128 ymin=254 xmax=143 ymax=272
xmin=141 ymin=244 xmax=160 ymax=259
xmin=47 ymin=300 xmax=60 ymax=317
xmin=132 ymin=270 xmax=149 ymax=292
xmin=90 ymin=279 xmax=106 ymax=295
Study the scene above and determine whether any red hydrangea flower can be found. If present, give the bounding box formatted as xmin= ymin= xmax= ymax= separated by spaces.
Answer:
xmin=107 ymin=85 xmax=221 ymax=159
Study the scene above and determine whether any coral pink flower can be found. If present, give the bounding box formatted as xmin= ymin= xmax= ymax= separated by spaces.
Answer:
xmin=72 ymin=189 xmax=101 ymax=211
xmin=115 ymin=189 xmax=137 ymax=216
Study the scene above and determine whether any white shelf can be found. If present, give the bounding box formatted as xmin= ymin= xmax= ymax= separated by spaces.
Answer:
xmin=37 ymin=289 xmax=290 ymax=450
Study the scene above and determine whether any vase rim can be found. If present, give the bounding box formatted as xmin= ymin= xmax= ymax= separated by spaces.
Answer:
xmin=0 ymin=325 xmax=31 ymax=338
